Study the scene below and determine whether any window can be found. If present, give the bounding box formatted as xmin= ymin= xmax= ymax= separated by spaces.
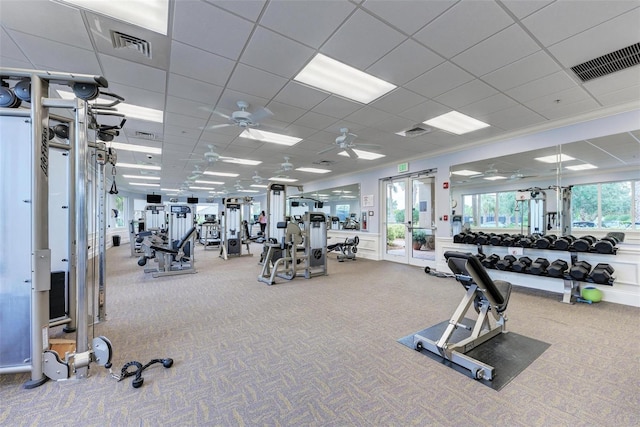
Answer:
xmin=572 ymin=180 xmax=636 ymax=229
xmin=114 ymin=195 xmax=126 ymax=228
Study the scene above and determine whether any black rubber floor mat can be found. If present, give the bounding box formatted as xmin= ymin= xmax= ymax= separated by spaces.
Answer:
xmin=398 ymin=319 xmax=550 ymax=391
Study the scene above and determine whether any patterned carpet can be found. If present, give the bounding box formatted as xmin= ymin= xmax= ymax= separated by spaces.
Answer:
xmin=1 ymin=242 xmax=639 ymax=426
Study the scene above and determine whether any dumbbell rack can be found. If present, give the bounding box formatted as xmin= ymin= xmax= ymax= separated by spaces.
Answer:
xmin=471 ymin=243 xmax=616 ymax=304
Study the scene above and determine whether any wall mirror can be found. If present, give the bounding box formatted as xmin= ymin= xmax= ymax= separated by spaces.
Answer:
xmin=292 ymin=184 xmax=361 ymax=230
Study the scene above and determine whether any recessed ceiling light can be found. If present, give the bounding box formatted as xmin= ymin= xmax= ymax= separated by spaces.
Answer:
xmin=268 ymin=177 xmax=298 ymax=183
xmin=424 ymin=111 xmax=490 ymax=135
xmin=250 ymin=184 xmax=268 ymax=188
xmin=295 ymin=167 xmax=331 ymax=174
xmin=195 ymin=180 xmax=224 ymax=185
xmin=122 ymin=174 xmax=160 ymax=180
xmin=203 ymin=171 xmax=239 ymax=177
xmin=57 ymin=90 xmax=164 ymax=123
xmin=451 ymin=169 xmax=481 ymax=176
xmin=294 ymin=53 xmax=396 ymax=104
xmin=129 ymin=182 xmax=160 ymax=187
xmin=337 ymin=149 xmax=386 ymax=160
xmin=189 ymin=186 xmax=216 ymax=191
xmin=239 ymin=129 xmax=302 ymax=146
xmin=566 ymin=163 xmax=598 ymax=171
xmin=534 ymin=154 xmax=576 ymax=163
xmin=484 ymin=176 xmax=506 ymax=181
xmin=238 ymin=189 xmax=259 ymax=193
xmin=117 ymin=162 xmax=161 ymax=171
xmin=111 ymin=142 xmax=161 ymax=155
xmin=220 ymin=157 xmax=262 ymax=166
xmin=160 ymin=188 xmax=179 ymax=192
xmin=58 ymin=0 xmax=169 ymax=35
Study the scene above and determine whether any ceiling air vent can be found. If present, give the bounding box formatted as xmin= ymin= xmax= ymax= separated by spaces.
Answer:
xmin=111 ymin=30 xmax=152 ymax=58
xmin=134 ymin=130 xmax=156 ymax=140
xmin=313 ymin=160 xmax=335 ymax=166
xmin=396 ymin=125 xmax=432 ymax=138
xmin=571 ymin=42 xmax=640 ymax=82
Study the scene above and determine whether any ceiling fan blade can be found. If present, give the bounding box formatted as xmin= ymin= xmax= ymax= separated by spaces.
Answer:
xmin=318 ymin=145 xmax=339 ymax=155
xmin=249 ymin=107 xmax=273 ymax=123
xmin=212 ymin=110 xmax=231 ymax=120
xmin=345 ymin=147 xmax=358 ymax=159
xmin=344 ymin=133 xmax=357 ymax=144
xmin=206 ymin=123 xmax=233 ymax=130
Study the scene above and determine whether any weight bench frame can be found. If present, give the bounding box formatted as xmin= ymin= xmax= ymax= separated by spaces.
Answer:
xmin=147 ymin=226 xmax=197 ymax=277
xmin=413 ymin=251 xmax=512 ymax=380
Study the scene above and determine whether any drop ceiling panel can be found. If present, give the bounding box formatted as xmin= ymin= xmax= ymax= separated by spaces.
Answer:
xmin=0 ymin=28 xmax=30 ymax=62
xmin=405 ymin=62 xmax=474 ymax=98
xmin=523 ymin=86 xmax=593 ymax=113
xmin=226 ymin=63 xmax=288 ymax=100
xmin=311 ymin=95 xmax=362 ymax=119
xmin=0 ymin=56 xmax=32 ymax=69
xmin=506 ymin=71 xmax=578 ymax=104
xmin=484 ymin=105 xmax=545 ymax=131
xmin=481 ymin=51 xmax=561 ymax=92
xmin=500 ymin=0 xmax=554 ymax=19
xmin=366 ymin=39 xmax=444 ymax=86
xmin=272 ymin=81 xmax=329 ymax=110
xmin=292 ymin=111 xmax=339 ymax=131
xmin=536 ymin=98 xmax=601 ymax=121
xmin=452 ymin=24 xmax=540 ymax=76
xmin=369 ymin=87 xmax=427 ymax=115
xmin=107 ymin=82 xmax=166 ymax=110
xmin=167 ymin=73 xmax=223 ymax=105
xmin=344 ymin=106 xmax=395 ymax=127
xmin=8 ymin=31 xmax=101 ymax=75
xmin=165 ymin=96 xmax=213 ymax=120
xmin=594 ymin=82 xmax=640 ymax=106
xmin=321 ymin=9 xmax=406 ymax=70
xmin=260 ymin=0 xmax=354 ymax=48
xmin=521 ymin=0 xmax=638 ymax=47
xmin=434 ymin=79 xmax=498 ymax=110
xmin=99 ymin=54 xmax=166 ymax=93
xmin=459 ymin=94 xmax=519 ymax=119
xmin=172 ymin=1 xmax=253 ymax=60
xmin=164 ymin=112 xmax=208 ymax=130
xmin=399 ymin=100 xmax=451 ymax=123
xmin=240 ymin=27 xmax=314 ymax=78
xmin=0 ymin=1 xmax=93 ymax=50
xmin=547 ymin=8 xmax=640 ymax=68
xmin=210 ymin=0 xmax=266 ymax=22
xmin=263 ymin=101 xmax=307 ymax=123
xmin=361 ymin=0 xmax=456 ymax=35
xmin=169 ymin=41 xmax=235 ymax=86
xmin=413 ymin=1 xmax=514 ymax=58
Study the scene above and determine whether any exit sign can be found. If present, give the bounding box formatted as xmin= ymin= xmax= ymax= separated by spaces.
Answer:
xmin=398 ymin=162 xmax=409 ymax=173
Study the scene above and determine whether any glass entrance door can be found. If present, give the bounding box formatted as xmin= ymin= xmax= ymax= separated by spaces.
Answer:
xmin=383 ymin=174 xmax=436 ymax=268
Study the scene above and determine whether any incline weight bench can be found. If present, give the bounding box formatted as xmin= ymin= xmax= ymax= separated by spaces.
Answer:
xmin=413 ymin=251 xmax=512 ymax=380
xmin=327 ymin=235 xmax=359 ymax=261
xmin=145 ymin=226 xmax=198 ymax=277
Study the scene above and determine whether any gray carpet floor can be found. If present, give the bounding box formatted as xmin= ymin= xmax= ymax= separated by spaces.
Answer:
xmin=1 ymin=242 xmax=639 ymax=426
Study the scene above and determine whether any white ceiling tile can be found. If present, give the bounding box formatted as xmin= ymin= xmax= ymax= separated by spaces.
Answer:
xmin=485 ymin=105 xmax=546 ymax=131
xmin=434 ymin=79 xmax=498 ymax=110
xmin=226 ymin=63 xmax=288 ymax=100
xmin=164 ymin=112 xmax=209 ymax=131
xmin=345 ymin=106 xmax=395 ymax=127
xmin=413 ymin=0 xmax=514 ymax=58
xmin=522 ymin=0 xmax=638 ymax=47
xmin=367 ymin=39 xmax=444 ymax=86
xmin=293 ymin=111 xmax=339 ymax=131
xmin=370 ymin=88 xmax=427 ymax=115
xmin=482 ymin=51 xmax=561 ymax=91
xmin=362 ymin=0 xmax=456 ymax=35
xmin=500 ymin=0 xmax=554 ymax=19
xmin=536 ymin=98 xmax=601 ymax=121
xmin=169 ymin=41 xmax=235 ymax=86
xmin=260 ymin=0 xmax=354 ymax=48
xmin=547 ymin=8 xmax=640 ymax=68
xmin=107 ymin=82 xmax=166 ymax=110
xmin=167 ymin=73 xmax=223 ymax=105
xmin=7 ymin=30 xmax=101 ymax=75
xmin=523 ymin=86 xmax=593 ymax=113
xmin=273 ymin=82 xmax=329 ymax=110
xmin=405 ymin=62 xmax=474 ymax=98
xmin=399 ymin=100 xmax=451 ymax=123
xmin=459 ymin=94 xmax=519 ymax=119
xmin=0 ymin=0 xmax=93 ymax=50
xmin=165 ymin=96 xmax=213 ymax=120
xmin=507 ymin=71 xmax=578 ymax=103
xmin=99 ymin=54 xmax=166 ymax=93
xmin=321 ymin=9 xmax=406 ymax=69
xmin=0 ymin=27 xmax=29 ymax=62
xmin=0 ymin=56 xmax=33 ymax=68
xmin=240 ymin=27 xmax=314 ymax=78
xmin=311 ymin=96 xmax=363 ymax=119
xmin=172 ymin=1 xmax=253 ymax=60
xmin=263 ymin=101 xmax=307 ymax=123
xmin=452 ymin=24 xmax=540 ymax=76
xmin=208 ymin=0 xmax=267 ymax=22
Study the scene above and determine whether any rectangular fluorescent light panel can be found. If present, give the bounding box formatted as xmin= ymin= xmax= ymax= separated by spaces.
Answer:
xmin=337 ymin=149 xmax=386 ymax=160
xmin=268 ymin=177 xmax=299 ymax=183
xmin=189 ymin=186 xmax=215 ymax=191
xmin=424 ymin=111 xmax=490 ymax=135
xmin=240 ymin=129 xmax=302 ymax=146
xmin=122 ymin=174 xmax=160 ymax=180
xmin=110 ymin=142 xmax=161 ymax=155
xmin=566 ymin=163 xmax=597 ymax=171
xmin=220 ymin=157 xmax=262 ymax=166
xmin=451 ymin=169 xmax=481 ymax=176
xmin=195 ymin=180 xmax=224 ymax=185
xmin=129 ymin=182 xmax=160 ymax=187
xmin=295 ymin=167 xmax=331 ymax=174
xmin=203 ymin=171 xmax=239 ymax=177
xmin=238 ymin=189 xmax=259 ymax=193
xmin=161 ymin=188 xmax=179 ymax=192
xmin=57 ymin=90 xmax=164 ymax=123
xmin=117 ymin=162 xmax=161 ymax=171
xmin=294 ymin=53 xmax=396 ymax=104
xmin=484 ymin=176 xmax=506 ymax=181
xmin=534 ymin=154 xmax=576 ymax=163
xmin=250 ymin=184 xmax=268 ymax=188
xmin=59 ymin=0 xmax=169 ymax=35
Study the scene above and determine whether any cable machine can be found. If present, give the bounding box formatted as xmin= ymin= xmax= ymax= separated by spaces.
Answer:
xmin=219 ymin=197 xmax=253 ymax=260
xmin=0 ymin=67 xmax=116 ymax=387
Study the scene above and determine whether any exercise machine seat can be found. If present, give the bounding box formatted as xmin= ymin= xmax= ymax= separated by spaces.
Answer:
xmin=151 ymin=226 xmax=197 ymax=254
xmin=444 ymin=251 xmax=511 ymax=313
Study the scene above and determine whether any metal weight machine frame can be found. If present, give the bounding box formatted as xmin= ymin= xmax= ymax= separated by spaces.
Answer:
xmin=0 ymin=68 xmax=115 ymax=387
xmin=219 ymin=197 xmax=253 ymax=260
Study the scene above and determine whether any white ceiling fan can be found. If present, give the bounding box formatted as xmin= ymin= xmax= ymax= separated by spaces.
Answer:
xmin=318 ymin=128 xmax=380 ymax=158
xmin=274 ymin=156 xmax=294 ymax=174
xmin=252 ymin=171 xmax=265 ymax=184
xmin=203 ymin=100 xmax=273 ymax=130
xmin=182 ymin=144 xmax=221 ymax=164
